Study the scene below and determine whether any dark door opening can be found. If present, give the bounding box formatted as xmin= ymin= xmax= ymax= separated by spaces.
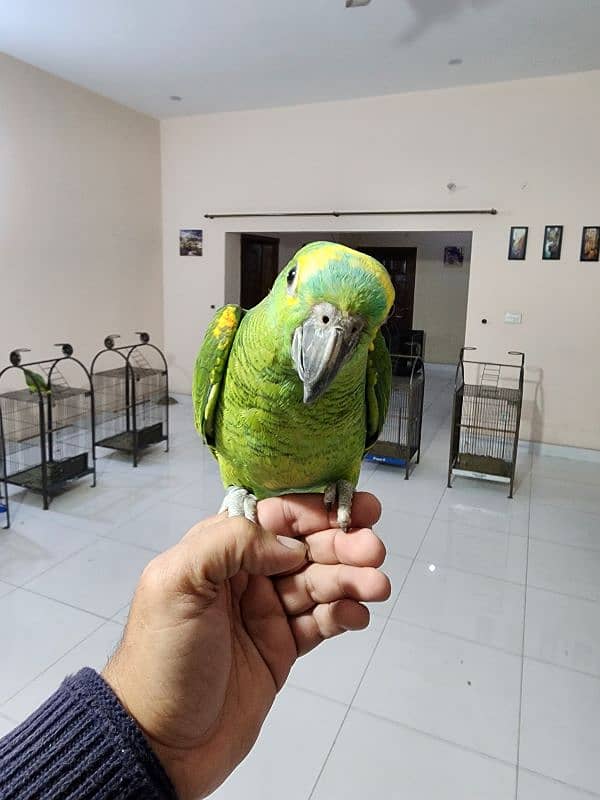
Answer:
xmin=358 ymin=246 xmax=417 ymax=355
xmin=240 ymin=235 xmax=279 ymax=309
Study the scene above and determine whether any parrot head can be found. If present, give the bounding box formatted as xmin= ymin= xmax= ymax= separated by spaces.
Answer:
xmin=268 ymin=241 xmax=394 ymax=404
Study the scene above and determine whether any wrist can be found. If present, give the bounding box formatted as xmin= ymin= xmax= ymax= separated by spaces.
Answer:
xmin=102 ymin=661 xmax=218 ymax=800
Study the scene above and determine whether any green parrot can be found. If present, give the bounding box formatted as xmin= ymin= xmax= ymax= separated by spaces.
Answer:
xmin=193 ymin=241 xmax=394 ymax=530
xmin=24 ymin=369 xmax=51 ymax=396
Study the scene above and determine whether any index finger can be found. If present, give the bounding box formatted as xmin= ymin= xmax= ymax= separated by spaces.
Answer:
xmin=256 ymin=492 xmax=381 ymax=538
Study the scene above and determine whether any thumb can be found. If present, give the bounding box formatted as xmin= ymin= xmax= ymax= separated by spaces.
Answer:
xmin=176 ymin=515 xmax=307 ymax=594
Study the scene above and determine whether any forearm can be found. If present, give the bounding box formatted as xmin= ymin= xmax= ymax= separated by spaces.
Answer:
xmin=0 ymin=669 xmax=177 ymax=800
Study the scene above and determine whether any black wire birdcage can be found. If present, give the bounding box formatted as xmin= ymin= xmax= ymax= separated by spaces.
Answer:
xmin=91 ymin=332 xmax=169 ymax=467
xmin=364 ymin=355 xmax=425 ymax=479
xmin=448 ymin=347 xmax=525 ymax=498
xmin=0 ymin=344 xmax=96 ymax=528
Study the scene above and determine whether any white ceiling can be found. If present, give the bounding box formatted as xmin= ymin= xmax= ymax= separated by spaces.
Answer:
xmin=1 ymin=0 xmax=599 ymax=119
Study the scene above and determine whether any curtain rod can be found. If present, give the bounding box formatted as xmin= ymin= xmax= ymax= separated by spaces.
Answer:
xmin=204 ymin=208 xmax=498 ymax=219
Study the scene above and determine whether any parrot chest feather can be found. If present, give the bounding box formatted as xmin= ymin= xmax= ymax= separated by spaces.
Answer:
xmin=215 ymin=331 xmax=366 ymax=497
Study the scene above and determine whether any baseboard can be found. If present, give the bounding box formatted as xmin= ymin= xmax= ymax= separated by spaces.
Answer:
xmin=519 ymin=440 xmax=600 ymax=463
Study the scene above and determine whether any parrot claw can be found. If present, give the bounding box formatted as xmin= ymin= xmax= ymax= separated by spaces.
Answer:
xmin=323 ymin=484 xmax=337 ymax=512
xmin=323 ymin=480 xmax=355 ymax=532
xmin=219 ymin=486 xmax=257 ymax=523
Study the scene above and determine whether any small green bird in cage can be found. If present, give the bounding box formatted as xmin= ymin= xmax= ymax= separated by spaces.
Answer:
xmin=193 ymin=241 xmax=394 ymax=530
xmin=23 ymin=369 xmax=51 ymax=396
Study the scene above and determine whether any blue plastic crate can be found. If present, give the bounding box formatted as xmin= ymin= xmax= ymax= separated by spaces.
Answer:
xmin=364 ymin=453 xmax=407 ymax=468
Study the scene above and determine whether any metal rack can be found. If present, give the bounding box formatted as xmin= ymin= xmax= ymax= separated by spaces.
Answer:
xmin=448 ymin=347 xmax=525 ymax=498
xmin=365 ymin=355 xmax=425 ymax=479
xmin=0 ymin=344 xmax=96 ymax=527
xmin=91 ymin=332 xmax=169 ymax=467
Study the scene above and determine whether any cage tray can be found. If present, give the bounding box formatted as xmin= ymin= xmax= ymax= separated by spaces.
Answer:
xmin=94 ymin=367 xmax=165 ymax=379
xmin=0 ymin=386 xmax=90 ymax=404
xmin=462 ymin=384 xmax=521 ymax=404
xmin=6 ymin=452 xmax=91 ymax=491
xmin=365 ymin=453 xmax=407 ymax=467
xmin=365 ymin=441 xmax=419 ymax=467
xmin=454 ymin=453 xmax=512 ymax=478
xmin=96 ymin=423 xmax=165 ymax=452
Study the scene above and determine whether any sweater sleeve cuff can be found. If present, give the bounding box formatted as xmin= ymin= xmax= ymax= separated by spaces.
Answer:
xmin=0 ymin=667 xmax=177 ymax=800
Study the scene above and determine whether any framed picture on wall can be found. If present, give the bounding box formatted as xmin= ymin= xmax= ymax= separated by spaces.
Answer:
xmin=580 ymin=226 xmax=600 ymax=262
xmin=508 ymin=226 xmax=528 ymax=260
xmin=179 ymin=229 xmax=203 ymax=256
xmin=443 ymin=246 xmax=464 ymax=266
xmin=542 ymin=225 xmax=563 ymax=260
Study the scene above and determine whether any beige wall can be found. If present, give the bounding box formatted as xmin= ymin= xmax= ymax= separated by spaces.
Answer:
xmin=161 ymin=70 xmax=600 ymax=450
xmin=0 ymin=53 xmax=163 ymax=384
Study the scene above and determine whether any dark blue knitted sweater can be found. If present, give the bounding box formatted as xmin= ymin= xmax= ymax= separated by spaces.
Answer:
xmin=0 ymin=669 xmax=177 ymax=799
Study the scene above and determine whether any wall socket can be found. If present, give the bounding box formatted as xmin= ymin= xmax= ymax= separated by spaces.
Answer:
xmin=504 ymin=312 xmax=523 ymax=324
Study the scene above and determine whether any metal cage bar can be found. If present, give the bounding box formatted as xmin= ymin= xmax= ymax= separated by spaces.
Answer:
xmin=447 ymin=347 xmax=525 ymax=497
xmin=0 ymin=402 xmax=9 ymax=529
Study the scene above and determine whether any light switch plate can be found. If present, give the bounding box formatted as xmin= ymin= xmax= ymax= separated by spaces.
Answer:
xmin=504 ymin=312 xmax=523 ymax=324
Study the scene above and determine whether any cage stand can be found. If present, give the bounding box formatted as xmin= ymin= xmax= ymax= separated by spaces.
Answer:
xmin=0 ymin=344 xmax=96 ymax=527
xmin=448 ymin=347 xmax=525 ymax=498
xmin=91 ymin=332 xmax=170 ymax=468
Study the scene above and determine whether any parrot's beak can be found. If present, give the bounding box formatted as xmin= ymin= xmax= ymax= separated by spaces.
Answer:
xmin=291 ymin=302 xmax=365 ymax=404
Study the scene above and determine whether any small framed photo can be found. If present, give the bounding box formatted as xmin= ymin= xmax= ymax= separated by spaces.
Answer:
xmin=580 ymin=226 xmax=600 ymax=262
xmin=542 ymin=225 xmax=563 ymax=260
xmin=444 ymin=246 xmax=464 ymax=266
xmin=179 ymin=229 xmax=203 ymax=256
xmin=508 ymin=226 xmax=528 ymax=260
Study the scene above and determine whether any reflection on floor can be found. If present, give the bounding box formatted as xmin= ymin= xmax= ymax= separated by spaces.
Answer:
xmin=1 ymin=377 xmax=600 ymax=799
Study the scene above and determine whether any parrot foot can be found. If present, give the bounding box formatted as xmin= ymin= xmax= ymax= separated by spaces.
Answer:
xmin=219 ymin=486 xmax=257 ymax=523
xmin=323 ymin=480 xmax=355 ymax=532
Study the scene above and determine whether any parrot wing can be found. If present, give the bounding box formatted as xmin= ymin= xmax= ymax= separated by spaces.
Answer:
xmin=193 ymin=305 xmax=245 ymax=448
xmin=364 ymin=330 xmax=392 ymax=452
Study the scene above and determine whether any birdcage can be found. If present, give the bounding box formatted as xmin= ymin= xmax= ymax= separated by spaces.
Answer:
xmin=364 ymin=355 xmax=425 ymax=479
xmin=0 ymin=344 xmax=96 ymax=526
xmin=91 ymin=333 xmax=169 ymax=467
xmin=448 ymin=348 xmax=525 ymax=498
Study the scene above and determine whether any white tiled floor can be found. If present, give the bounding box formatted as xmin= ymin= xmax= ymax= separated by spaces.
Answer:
xmin=1 ymin=368 xmax=600 ymax=799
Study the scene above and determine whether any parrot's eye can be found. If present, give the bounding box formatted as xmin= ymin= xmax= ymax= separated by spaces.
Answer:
xmin=286 ymin=266 xmax=297 ymax=295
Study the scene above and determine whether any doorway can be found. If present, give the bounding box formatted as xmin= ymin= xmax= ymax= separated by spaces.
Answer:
xmin=357 ymin=247 xmax=417 ymax=332
xmin=356 ymin=246 xmax=418 ymax=358
xmin=240 ymin=234 xmax=279 ymax=309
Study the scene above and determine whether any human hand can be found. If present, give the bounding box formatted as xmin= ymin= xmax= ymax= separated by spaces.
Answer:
xmin=103 ymin=492 xmax=389 ymax=799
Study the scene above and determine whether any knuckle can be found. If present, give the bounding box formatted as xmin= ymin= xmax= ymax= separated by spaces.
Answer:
xmin=228 ymin=514 xmax=256 ymax=541
xmin=139 ymin=552 xmax=171 ymax=593
xmin=304 ymin=568 xmax=318 ymax=602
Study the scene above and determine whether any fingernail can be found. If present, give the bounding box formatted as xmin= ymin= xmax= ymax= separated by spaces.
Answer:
xmin=276 ymin=535 xmax=306 ymax=551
